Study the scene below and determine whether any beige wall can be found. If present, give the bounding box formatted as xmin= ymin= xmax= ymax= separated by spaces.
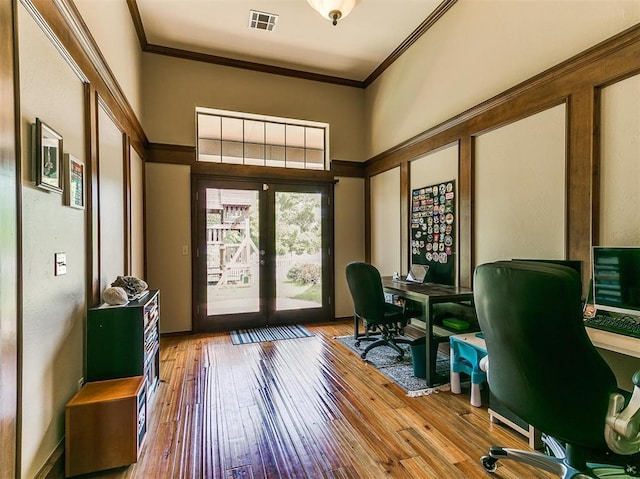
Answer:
xmin=597 ymin=74 xmax=640 ymax=390
xmin=14 ymin=3 xmax=640 ymax=474
xmin=334 ymin=177 xmax=365 ymax=318
xmin=74 ymin=0 xmax=143 ymax=118
xmin=16 ymin=2 xmax=147 ymax=476
xmin=141 ymin=53 xmax=365 ymax=162
xmin=131 ymin=146 xmax=145 ymax=278
xmin=146 ymin=166 xmax=365 ymax=329
xmin=142 ymin=54 xmax=367 ymax=329
xmin=18 ymin=5 xmax=86 ymax=477
xmin=370 ymin=167 xmax=401 ymax=275
xmin=145 ymin=163 xmax=192 ymax=333
xmin=600 ymin=74 xmax=640 ymax=246
xmin=365 ymin=0 xmax=640 ymax=158
xmin=364 ymin=2 xmax=640 ymax=393
xmin=365 ymin=1 xmax=640 ymax=279
xmin=98 ymin=104 xmax=126 ymax=292
xmin=474 ymin=104 xmax=567 ymax=266
xmin=410 ymin=143 xmax=459 ymax=280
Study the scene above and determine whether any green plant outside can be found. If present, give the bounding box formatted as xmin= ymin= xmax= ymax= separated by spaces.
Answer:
xmin=292 ymin=283 xmax=321 ymax=302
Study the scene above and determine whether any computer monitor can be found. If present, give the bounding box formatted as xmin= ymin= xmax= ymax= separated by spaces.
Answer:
xmin=406 ymin=264 xmax=429 ymax=283
xmin=592 ymin=247 xmax=640 ymax=315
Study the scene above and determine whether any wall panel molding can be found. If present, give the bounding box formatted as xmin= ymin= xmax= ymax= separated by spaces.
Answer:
xmin=26 ymin=0 xmax=147 ymax=154
xmin=85 ymin=84 xmax=100 ymax=306
xmin=364 ymin=22 xmax=640 ymax=287
xmin=123 ymin=134 xmax=132 ymax=275
xmin=366 ymin=23 xmax=640 ymax=171
xmin=147 ymin=142 xmax=194 ymax=165
xmin=146 ymin=142 xmax=365 ymax=178
xmin=0 ymin=0 xmax=19 ymax=475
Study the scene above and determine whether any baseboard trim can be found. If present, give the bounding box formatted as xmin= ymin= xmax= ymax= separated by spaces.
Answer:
xmin=34 ymin=439 xmax=64 ymax=479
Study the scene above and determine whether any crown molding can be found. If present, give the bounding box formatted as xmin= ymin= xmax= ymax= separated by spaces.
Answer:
xmin=127 ymin=0 xmax=455 ymax=89
xmin=143 ymin=43 xmax=365 ymax=88
xmin=364 ymin=0 xmax=457 ymax=87
xmin=365 ymin=21 xmax=640 ymax=172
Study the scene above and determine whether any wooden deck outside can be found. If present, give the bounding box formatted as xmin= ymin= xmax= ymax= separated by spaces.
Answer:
xmin=79 ymin=320 xmax=555 ymax=478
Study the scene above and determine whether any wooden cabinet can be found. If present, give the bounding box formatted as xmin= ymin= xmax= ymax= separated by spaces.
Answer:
xmin=65 ymin=376 xmax=146 ymax=476
xmin=87 ymin=290 xmax=160 ymax=395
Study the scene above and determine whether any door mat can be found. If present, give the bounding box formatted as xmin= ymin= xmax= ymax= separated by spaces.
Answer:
xmin=230 ymin=325 xmax=314 ymax=345
xmin=335 ymin=335 xmax=450 ymax=397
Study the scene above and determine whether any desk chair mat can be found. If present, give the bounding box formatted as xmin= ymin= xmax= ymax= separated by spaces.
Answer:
xmin=335 ymin=336 xmax=450 ymax=397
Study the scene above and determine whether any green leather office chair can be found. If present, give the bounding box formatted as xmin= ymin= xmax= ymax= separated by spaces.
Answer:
xmin=345 ymin=261 xmax=411 ymax=360
xmin=474 ymin=261 xmax=640 ymax=478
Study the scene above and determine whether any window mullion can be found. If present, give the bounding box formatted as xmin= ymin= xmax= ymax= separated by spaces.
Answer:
xmin=196 ymin=110 xmax=327 ymax=170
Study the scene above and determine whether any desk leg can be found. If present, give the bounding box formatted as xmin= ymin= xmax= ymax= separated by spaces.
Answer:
xmin=353 ymin=314 xmax=359 ymax=340
xmin=425 ymin=298 xmax=434 ymax=386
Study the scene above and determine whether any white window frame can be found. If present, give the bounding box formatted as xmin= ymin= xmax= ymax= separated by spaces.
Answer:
xmin=196 ymin=107 xmax=330 ymax=171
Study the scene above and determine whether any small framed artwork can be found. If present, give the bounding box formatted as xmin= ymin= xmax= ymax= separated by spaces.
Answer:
xmin=34 ymin=118 xmax=63 ymax=194
xmin=64 ymin=154 xmax=85 ymax=209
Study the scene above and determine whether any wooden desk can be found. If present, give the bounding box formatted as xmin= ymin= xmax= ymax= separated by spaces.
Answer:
xmin=586 ymin=327 xmax=640 ymax=359
xmin=380 ymin=278 xmax=474 ymax=387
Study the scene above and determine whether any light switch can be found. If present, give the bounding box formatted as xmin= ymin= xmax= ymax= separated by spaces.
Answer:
xmin=182 ymin=245 xmax=189 ymax=256
xmin=55 ymin=253 xmax=67 ymax=276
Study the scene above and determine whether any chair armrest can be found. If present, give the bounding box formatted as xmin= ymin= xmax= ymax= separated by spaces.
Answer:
xmin=605 ymin=370 xmax=640 ymax=454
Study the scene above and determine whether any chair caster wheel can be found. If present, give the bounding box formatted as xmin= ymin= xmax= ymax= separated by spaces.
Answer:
xmin=481 ymin=456 xmax=497 ymax=473
xmin=360 ymin=352 xmax=367 ymax=359
xmin=355 ymin=341 xmax=361 ymax=348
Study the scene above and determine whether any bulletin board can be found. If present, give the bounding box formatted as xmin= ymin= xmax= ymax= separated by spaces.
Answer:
xmin=411 ymin=180 xmax=456 ymax=285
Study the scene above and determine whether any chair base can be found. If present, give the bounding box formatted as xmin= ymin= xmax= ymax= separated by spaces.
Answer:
xmin=358 ymin=337 xmax=412 ymax=360
xmin=481 ymin=436 xmax=640 ymax=478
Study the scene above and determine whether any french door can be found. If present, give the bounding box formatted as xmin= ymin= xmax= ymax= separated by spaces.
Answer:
xmin=193 ymin=177 xmax=334 ymax=332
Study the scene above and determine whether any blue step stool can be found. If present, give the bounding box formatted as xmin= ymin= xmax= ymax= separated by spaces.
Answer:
xmin=450 ymin=332 xmax=488 ymax=407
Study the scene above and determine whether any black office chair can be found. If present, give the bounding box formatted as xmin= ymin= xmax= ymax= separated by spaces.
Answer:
xmin=345 ymin=261 xmax=412 ymax=360
xmin=474 ymin=260 xmax=640 ymax=478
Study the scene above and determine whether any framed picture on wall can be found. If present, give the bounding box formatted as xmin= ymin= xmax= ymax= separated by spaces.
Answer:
xmin=34 ymin=118 xmax=63 ymax=194
xmin=64 ymin=154 xmax=85 ymax=209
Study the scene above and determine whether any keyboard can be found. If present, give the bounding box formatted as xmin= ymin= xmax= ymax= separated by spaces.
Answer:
xmin=583 ymin=314 xmax=640 ymax=339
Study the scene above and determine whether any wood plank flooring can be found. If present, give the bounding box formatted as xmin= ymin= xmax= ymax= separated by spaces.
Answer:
xmin=81 ymin=320 xmax=555 ymax=478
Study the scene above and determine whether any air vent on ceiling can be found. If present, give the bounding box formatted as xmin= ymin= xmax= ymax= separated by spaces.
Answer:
xmin=249 ymin=10 xmax=278 ymax=31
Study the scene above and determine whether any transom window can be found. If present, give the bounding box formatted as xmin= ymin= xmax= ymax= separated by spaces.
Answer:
xmin=196 ymin=108 xmax=330 ymax=171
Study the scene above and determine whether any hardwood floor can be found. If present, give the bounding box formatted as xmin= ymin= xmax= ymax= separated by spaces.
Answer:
xmin=82 ymin=320 xmax=555 ymax=478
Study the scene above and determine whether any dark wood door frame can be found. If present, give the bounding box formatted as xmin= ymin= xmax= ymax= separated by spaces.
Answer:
xmin=1 ymin=0 xmax=20 ymax=476
xmin=191 ymin=175 xmax=335 ymax=332
xmin=191 ymin=177 xmax=266 ymax=332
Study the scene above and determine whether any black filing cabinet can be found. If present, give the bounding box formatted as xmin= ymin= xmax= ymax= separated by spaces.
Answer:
xmin=87 ymin=290 xmax=160 ymax=395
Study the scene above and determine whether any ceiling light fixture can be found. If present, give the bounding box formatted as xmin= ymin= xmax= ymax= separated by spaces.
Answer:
xmin=306 ymin=0 xmax=360 ymax=26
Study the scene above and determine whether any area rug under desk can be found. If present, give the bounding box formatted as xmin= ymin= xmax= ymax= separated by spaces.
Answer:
xmin=230 ymin=324 xmax=314 ymax=345
xmin=335 ymin=336 xmax=450 ymax=397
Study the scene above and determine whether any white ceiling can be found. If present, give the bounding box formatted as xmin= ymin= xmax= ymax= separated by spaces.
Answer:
xmin=135 ymin=0 xmax=445 ymax=83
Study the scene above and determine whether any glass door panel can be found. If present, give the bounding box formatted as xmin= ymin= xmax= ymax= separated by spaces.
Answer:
xmin=275 ymin=191 xmax=323 ymax=311
xmin=205 ymin=187 xmax=260 ymax=316
xmin=194 ymin=178 xmax=333 ymax=332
